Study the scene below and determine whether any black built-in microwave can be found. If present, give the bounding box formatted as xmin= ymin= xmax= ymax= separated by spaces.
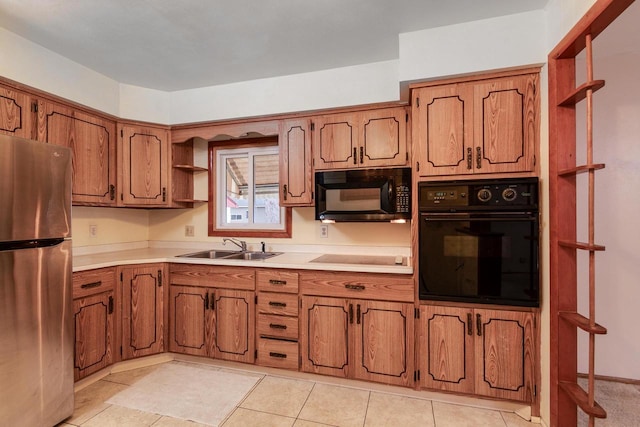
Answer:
xmin=315 ymin=167 xmax=411 ymax=222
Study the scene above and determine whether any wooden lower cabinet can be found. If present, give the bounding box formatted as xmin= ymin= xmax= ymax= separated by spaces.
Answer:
xmin=169 ymin=284 xmax=255 ymax=363
xmin=419 ymin=305 xmax=536 ymax=402
xmin=301 ymin=296 xmax=414 ymax=386
xmin=121 ymin=264 xmax=166 ymax=359
xmin=72 ymin=267 xmax=116 ymax=381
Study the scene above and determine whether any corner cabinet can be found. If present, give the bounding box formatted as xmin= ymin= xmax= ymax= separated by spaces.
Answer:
xmin=169 ymin=264 xmax=255 ymax=364
xmin=313 ymin=107 xmax=409 ymax=170
xmin=72 ymin=268 xmax=116 ymax=381
xmin=120 ymin=264 xmax=167 ymax=359
xmin=279 ymin=119 xmax=313 ymax=206
xmin=418 ymin=305 xmax=537 ymax=402
xmin=412 ymin=70 xmax=539 ymax=177
xmin=36 ymin=100 xmax=117 ymax=206
xmin=118 ymin=123 xmax=170 ymax=207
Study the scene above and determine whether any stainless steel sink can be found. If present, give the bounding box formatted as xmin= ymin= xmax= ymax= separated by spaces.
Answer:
xmin=177 ymin=250 xmax=241 ymax=259
xmin=222 ymin=251 xmax=281 ymax=260
xmin=177 ymin=250 xmax=281 ymax=260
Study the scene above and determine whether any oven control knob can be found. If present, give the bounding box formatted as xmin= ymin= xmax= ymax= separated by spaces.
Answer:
xmin=502 ymin=188 xmax=518 ymax=202
xmin=477 ymin=188 xmax=492 ymax=202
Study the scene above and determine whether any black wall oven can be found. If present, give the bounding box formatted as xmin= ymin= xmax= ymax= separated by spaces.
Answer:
xmin=419 ymin=178 xmax=539 ymax=307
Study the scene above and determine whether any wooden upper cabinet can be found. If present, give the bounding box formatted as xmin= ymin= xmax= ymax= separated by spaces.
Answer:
xmin=119 ymin=124 xmax=170 ymax=206
xmin=37 ymin=100 xmax=117 ymax=205
xmin=279 ymin=119 xmax=313 ymax=206
xmin=313 ymin=107 xmax=409 ymax=170
xmin=473 ymin=74 xmax=538 ymax=174
xmin=412 ymin=84 xmax=474 ymax=176
xmin=313 ymin=112 xmax=358 ymax=170
xmin=0 ymin=84 xmax=34 ymax=140
xmin=360 ymin=108 xmax=408 ymax=168
xmin=413 ymin=71 xmax=539 ymax=177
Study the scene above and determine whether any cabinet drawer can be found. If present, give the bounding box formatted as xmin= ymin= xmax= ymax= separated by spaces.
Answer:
xmin=73 ymin=267 xmax=116 ymax=299
xmin=257 ymin=313 xmax=299 ymax=340
xmin=299 ymin=271 xmax=414 ymax=302
xmin=257 ymin=338 xmax=299 ymax=370
xmin=170 ymin=263 xmax=255 ymax=290
xmin=256 ymin=270 xmax=299 ymax=293
xmin=257 ymin=292 xmax=298 ymax=316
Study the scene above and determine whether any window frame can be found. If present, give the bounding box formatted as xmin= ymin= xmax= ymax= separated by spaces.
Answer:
xmin=208 ymin=137 xmax=292 ymax=238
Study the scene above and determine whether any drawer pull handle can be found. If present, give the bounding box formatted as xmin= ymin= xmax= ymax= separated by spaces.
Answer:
xmin=269 ymin=352 xmax=287 ymax=359
xmin=269 ymin=323 xmax=287 ymax=330
xmin=345 ymin=284 xmax=365 ymax=291
xmin=269 ymin=279 xmax=287 ymax=285
xmin=81 ymin=281 xmax=102 ymax=289
xmin=268 ymin=301 xmax=287 ymax=307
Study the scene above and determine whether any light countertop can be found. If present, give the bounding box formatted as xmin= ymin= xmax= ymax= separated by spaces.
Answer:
xmin=73 ymin=247 xmax=414 ymax=275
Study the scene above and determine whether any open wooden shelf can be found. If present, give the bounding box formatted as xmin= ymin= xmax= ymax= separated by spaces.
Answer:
xmin=558 ymin=240 xmax=606 ymax=251
xmin=558 ymin=163 xmax=605 ymax=177
xmin=559 ymin=311 xmax=607 ymax=334
xmin=173 ymin=164 xmax=208 ymax=172
xmin=559 ymin=381 xmax=607 ymax=418
xmin=559 ymin=80 xmax=606 ymax=106
xmin=173 ymin=198 xmax=207 ymax=203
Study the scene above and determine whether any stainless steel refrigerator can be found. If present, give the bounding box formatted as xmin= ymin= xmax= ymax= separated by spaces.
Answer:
xmin=0 ymin=134 xmax=74 ymax=426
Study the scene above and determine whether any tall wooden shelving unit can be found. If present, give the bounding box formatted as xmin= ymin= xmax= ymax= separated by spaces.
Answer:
xmin=548 ymin=1 xmax=635 ymax=426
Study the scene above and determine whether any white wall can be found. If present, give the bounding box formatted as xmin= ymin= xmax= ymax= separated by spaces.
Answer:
xmin=169 ymin=60 xmax=400 ymax=124
xmin=72 ymin=207 xmax=150 ymax=247
xmin=575 ymin=49 xmax=640 ymax=380
xmin=399 ymin=10 xmax=547 ymax=83
xmin=0 ymin=27 xmax=120 ymax=115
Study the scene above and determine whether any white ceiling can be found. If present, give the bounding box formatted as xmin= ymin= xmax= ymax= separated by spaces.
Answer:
xmin=0 ymin=0 xmax=548 ymax=91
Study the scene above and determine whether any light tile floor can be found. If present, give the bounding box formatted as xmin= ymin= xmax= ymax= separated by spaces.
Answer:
xmin=56 ymin=359 xmax=640 ymax=427
xmin=57 ymin=360 xmax=540 ymax=427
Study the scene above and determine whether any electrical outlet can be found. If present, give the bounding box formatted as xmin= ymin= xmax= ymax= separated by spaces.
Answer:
xmin=320 ymin=224 xmax=328 ymax=238
xmin=185 ymin=225 xmax=195 ymax=237
xmin=89 ymin=224 xmax=98 ymax=238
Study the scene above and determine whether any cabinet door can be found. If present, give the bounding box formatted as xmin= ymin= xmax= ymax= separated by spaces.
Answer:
xmin=169 ymin=285 xmax=213 ymax=357
xmin=412 ymin=84 xmax=474 ymax=177
xmin=212 ymin=288 xmax=255 ymax=363
xmin=301 ymin=296 xmax=350 ymax=378
xmin=279 ymin=119 xmax=313 ymax=206
xmin=360 ymin=108 xmax=408 ymax=168
xmin=352 ymin=300 xmax=413 ymax=386
xmin=122 ymin=265 xmax=165 ymax=359
xmin=419 ymin=306 xmax=474 ymax=394
xmin=0 ymin=84 xmax=33 ymax=139
xmin=38 ymin=101 xmax=117 ymax=205
xmin=474 ymin=309 xmax=536 ymax=402
xmin=119 ymin=124 xmax=169 ymax=206
xmin=73 ymin=291 xmax=114 ymax=381
xmin=473 ymin=74 xmax=537 ymax=174
xmin=313 ymin=113 xmax=359 ymax=170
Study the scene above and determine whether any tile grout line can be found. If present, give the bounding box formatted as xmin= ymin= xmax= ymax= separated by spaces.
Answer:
xmin=362 ymin=391 xmax=372 ymax=427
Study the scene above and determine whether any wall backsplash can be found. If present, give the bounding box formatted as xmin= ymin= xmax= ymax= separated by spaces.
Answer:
xmin=72 ymin=206 xmax=150 ymax=247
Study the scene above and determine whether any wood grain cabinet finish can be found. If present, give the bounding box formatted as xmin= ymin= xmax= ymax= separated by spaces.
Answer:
xmin=419 ymin=305 xmax=536 ymax=402
xmin=313 ymin=107 xmax=408 ymax=170
xmin=412 ymin=72 xmax=538 ymax=177
xmin=0 ymin=83 xmax=34 ymax=139
xmin=119 ymin=124 xmax=170 ymax=206
xmin=168 ymin=264 xmax=255 ymax=363
xmin=301 ymin=295 xmax=413 ymax=387
xmin=72 ymin=267 xmax=116 ymax=381
xmin=121 ymin=264 xmax=166 ymax=359
xmin=279 ymin=119 xmax=313 ymax=206
xmin=36 ymin=100 xmax=117 ymax=205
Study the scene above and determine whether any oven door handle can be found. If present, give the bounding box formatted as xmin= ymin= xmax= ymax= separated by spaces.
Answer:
xmin=422 ymin=214 xmax=537 ymax=221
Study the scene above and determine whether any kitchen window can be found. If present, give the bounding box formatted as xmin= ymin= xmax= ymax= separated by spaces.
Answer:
xmin=209 ymin=138 xmax=291 ymax=237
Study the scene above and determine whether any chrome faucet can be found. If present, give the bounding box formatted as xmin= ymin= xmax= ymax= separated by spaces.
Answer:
xmin=223 ymin=237 xmax=247 ymax=251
